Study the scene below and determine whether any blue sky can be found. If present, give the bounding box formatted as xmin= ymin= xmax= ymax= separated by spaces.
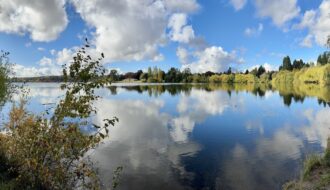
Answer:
xmin=0 ymin=0 xmax=329 ymax=76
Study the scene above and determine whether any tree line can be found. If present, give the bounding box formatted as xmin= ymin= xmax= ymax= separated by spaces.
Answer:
xmin=105 ymin=38 xmax=330 ymax=83
xmin=279 ymin=56 xmax=310 ymax=71
xmin=108 ymin=65 xmax=271 ymax=83
xmin=11 ymin=35 xmax=330 ymax=84
xmin=279 ymin=36 xmax=330 ymax=71
xmin=279 ymin=51 xmax=329 ymax=71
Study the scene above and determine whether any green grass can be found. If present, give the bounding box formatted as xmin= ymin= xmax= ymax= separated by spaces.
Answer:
xmin=283 ymin=138 xmax=330 ymax=190
xmin=302 ymin=155 xmax=322 ymax=180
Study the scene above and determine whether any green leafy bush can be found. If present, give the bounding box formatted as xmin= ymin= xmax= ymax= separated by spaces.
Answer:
xmin=0 ymin=41 xmax=118 ymax=189
xmin=273 ymin=65 xmax=330 ymax=86
xmin=234 ymin=74 xmax=257 ymax=83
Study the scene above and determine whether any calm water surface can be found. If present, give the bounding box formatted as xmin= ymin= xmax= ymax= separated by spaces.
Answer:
xmin=2 ymin=83 xmax=330 ymax=190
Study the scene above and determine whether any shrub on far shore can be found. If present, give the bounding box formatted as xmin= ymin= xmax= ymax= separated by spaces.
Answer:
xmin=234 ymin=74 xmax=257 ymax=83
xmin=273 ymin=64 xmax=330 ymax=86
xmin=209 ymin=74 xmax=251 ymax=83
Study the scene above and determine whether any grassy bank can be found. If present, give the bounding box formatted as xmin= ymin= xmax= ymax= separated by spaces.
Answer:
xmin=207 ymin=64 xmax=330 ymax=86
xmin=209 ymin=73 xmax=271 ymax=84
xmin=271 ymin=65 xmax=330 ymax=103
xmin=283 ymin=139 xmax=330 ymax=190
xmin=272 ymin=64 xmax=330 ymax=86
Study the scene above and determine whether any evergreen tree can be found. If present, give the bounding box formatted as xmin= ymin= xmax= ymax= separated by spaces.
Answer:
xmin=322 ymin=52 xmax=328 ymax=65
xmin=293 ymin=60 xmax=298 ymax=69
xmin=317 ymin=52 xmax=330 ymax=65
xmin=204 ymin=71 xmax=214 ymax=77
xmin=226 ymin=67 xmax=232 ymax=74
xmin=250 ymin=67 xmax=258 ymax=76
xmin=292 ymin=59 xmax=304 ymax=70
xmin=256 ymin=65 xmax=266 ymax=77
xmin=279 ymin=65 xmax=283 ymax=71
xmin=282 ymin=56 xmax=293 ymax=71
xmin=317 ymin=55 xmax=323 ymax=65
xmin=135 ymin=70 xmax=143 ymax=80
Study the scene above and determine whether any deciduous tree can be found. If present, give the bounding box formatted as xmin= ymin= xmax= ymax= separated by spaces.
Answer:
xmin=1 ymin=40 xmax=119 ymax=189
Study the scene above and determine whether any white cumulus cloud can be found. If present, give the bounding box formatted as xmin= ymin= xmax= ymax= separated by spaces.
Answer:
xmin=180 ymin=46 xmax=243 ymax=73
xmin=244 ymin=23 xmax=263 ymax=37
xmin=0 ymin=0 xmax=68 ymax=42
xmin=70 ymin=0 xmax=199 ymax=62
xmin=12 ymin=64 xmax=61 ymax=77
xmin=13 ymin=46 xmax=83 ymax=77
xmin=248 ymin=63 xmax=277 ymax=72
xmin=163 ymin=0 xmax=200 ymax=13
xmin=37 ymin=47 xmax=45 ymax=51
xmin=299 ymin=34 xmax=314 ymax=48
xmin=230 ymin=0 xmax=247 ymax=11
xmin=39 ymin=57 xmax=53 ymax=67
xmin=55 ymin=47 xmax=77 ymax=65
xmin=168 ymin=13 xmax=195 ymax=43
xmin=176 ymin=46 xmax=190 ymax=65
xmin=295 ymin=0 xmax=330 ymax=47
xmin=294 ymin=10 xmax=316 ymax=29
xmin=254 ymin=0 xmax=300 ymax=27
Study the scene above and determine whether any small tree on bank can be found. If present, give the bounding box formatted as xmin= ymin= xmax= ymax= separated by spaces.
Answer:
xmin=0 ymin=51 xmax=13 ymax=106
xmin=0 ymin=40 xmax=119 ymax=189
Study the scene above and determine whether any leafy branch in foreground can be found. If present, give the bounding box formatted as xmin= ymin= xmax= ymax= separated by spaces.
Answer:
xmin=0 ymin=51 xmax=14 ymax=106
xmin=0 ymin=40 xmax=118 ymax=189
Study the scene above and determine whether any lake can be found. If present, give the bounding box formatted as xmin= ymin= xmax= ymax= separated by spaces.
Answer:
xmin=1 ymin=83 xmax=330 ymax=190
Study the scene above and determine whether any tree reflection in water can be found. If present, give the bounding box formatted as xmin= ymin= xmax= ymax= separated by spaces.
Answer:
xmin=108 ymin=83 xmax=330 ymax=107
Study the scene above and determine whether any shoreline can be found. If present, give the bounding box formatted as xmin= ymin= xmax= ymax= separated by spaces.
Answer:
xmin=283 ymin=139 xmax=330 ymax=190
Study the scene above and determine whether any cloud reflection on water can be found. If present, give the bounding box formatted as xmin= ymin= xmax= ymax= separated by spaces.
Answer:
xmin=91 ymin=98 xmax=201 ymax=189
xmin=8 ymin=83 xmax=330 ymax=190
